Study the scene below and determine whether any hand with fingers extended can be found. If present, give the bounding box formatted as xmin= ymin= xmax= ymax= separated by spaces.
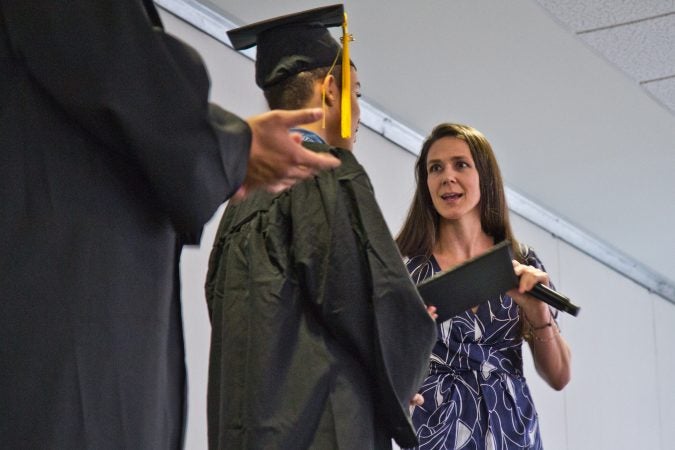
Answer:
xmin=234 ymin=108 xmax=341 ymax=200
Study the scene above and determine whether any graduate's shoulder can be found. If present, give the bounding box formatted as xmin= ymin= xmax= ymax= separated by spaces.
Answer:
xmin=301 ymin=142 xmax=367 ymax=182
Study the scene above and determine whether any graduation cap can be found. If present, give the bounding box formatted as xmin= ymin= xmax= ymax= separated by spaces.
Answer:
xmin=227 ymin=4 xmax=355 ymax=138
xmin=417 ymin=241 xmax=579 ymax=322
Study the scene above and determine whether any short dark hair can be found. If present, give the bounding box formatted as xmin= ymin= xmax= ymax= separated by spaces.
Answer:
xmin=263 ymin=66 xmax=342 ymax=110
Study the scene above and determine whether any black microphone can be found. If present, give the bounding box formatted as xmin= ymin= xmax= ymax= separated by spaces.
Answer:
xmin=529 ymin=283 xmax=580 ymax=317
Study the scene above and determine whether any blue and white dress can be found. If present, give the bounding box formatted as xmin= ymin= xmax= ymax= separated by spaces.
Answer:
xmin=407 ymin=246 xmax=553 ymax=450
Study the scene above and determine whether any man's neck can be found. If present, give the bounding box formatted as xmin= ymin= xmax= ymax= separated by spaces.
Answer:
xmin=290 ymin=127 xmax=326 ymax=144
xmin=298 ymin=121 xmax=329 ymax=143
xmin=302 ymin=122 xmax=353 ymax=151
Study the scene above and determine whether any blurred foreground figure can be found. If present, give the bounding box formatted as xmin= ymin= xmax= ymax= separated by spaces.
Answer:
xmin=0 ymin=1 xmax=338 ymax=448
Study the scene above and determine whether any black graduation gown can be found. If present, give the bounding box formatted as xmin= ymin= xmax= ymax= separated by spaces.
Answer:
xmin=206 ymin=143 xmax=437 ymax=450
xmin=0 ymin=1 xmax=250 ymax=448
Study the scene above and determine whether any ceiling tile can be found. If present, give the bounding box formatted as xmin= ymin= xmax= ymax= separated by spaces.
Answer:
xmin=643 ymin=77 xmax=675 ymax=113
xmin=578 ymin=14 xmax=675 ymax=82
xmin=536 ymin=0 xmax=675 ymax=31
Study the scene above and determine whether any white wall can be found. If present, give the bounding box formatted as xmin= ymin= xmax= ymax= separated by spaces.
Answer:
xmin=161 ymin=11 xmax=675 ymax=450
xmin=513 ymin=215 xmax=667 ymax=450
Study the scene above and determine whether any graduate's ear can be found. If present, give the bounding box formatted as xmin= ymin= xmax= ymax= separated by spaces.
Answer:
xmin=322 ymin=74 xmax=338 ymax=107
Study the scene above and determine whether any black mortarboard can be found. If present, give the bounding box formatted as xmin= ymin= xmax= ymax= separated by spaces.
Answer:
xmin=227 ymin=4 xmax=345 ymax=89
xmin=228 ymin=4 xmax=356 ymax=138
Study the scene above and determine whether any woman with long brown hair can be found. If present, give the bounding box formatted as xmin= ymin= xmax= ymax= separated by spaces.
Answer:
xmin=397 ymin=123 xmax=571 ymax=449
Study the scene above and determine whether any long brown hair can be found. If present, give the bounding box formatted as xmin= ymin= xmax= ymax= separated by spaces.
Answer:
xmin=395 ymin=123 xmax=523 ymax=261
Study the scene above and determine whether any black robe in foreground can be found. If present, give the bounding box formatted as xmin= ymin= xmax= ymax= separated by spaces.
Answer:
xmin=0 ymin=1 xmax=250 ymax=448
xmin=206 ymin=143 xmax=437 ymax=450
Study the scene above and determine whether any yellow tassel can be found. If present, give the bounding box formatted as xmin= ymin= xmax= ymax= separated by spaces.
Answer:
xmin=341 ymin=12 xmax=352 ymax=139
xmin=322 ymin=86 xmax=326 ymax=129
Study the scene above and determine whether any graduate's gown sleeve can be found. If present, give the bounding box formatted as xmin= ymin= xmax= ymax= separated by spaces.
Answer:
xmin=0 ymin=0 xmax=250 ymax=235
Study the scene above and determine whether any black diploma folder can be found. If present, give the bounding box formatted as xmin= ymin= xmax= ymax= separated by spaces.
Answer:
xmin=417 ymin=241 xmax=518 ymax=322
xmin=416 ymin=241 xmax=580 ymax=322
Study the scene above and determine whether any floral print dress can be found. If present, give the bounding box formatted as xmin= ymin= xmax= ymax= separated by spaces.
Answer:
xmin=406 ymin=247 xmax=552 ymax=450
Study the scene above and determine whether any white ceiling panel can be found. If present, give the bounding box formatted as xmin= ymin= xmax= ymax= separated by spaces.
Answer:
xmin=578 ymin=14 xmax=675 ymax=82
xmin=535 ymin=0 xmax=675 ymax=31
xmin=644 ymin=77 xmax=675 ymax=111
xmin=535 ymin=3 xmax=675 ymax=115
